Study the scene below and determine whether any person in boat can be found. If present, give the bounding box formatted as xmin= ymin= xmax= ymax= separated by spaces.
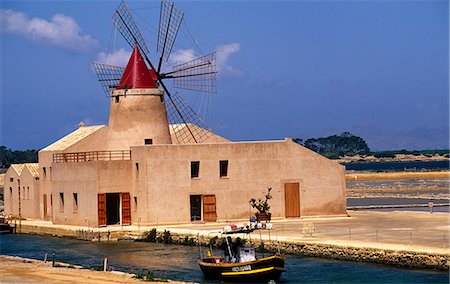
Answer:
xmin=219 ymin=236 xmax=233 ymax=262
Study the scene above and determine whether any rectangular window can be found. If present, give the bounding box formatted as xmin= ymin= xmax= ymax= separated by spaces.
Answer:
xmin=27 ymin=187 xmax=30 ymax=200
xmin=135 ymin=163 xmax=139 ymax=172
xmin=144 ymin=138 xmax=153 ymax=145
xmin=43 ymin=167 xmax=47 ymax=179
xmin=10 ymin=177 xmax=13 ymax=182
xmin=219 ymin=160 xmax=229 ymax=177
xmin=73 ymin=193 xmax=78 ymax=213
xmin=9 ymin=187 xmax=12 ymax=197
xmin=23 ymin=187 xmax=25 ymax=200
xmin=59 ymin=193 xmax=64 ymax=213
xmin=134 ymin=196 xmax=138 ymax=211
xmin=191 ymin=161 xmax=200 ymax=178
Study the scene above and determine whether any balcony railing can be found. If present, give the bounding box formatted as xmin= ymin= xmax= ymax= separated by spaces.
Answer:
xmin=53 ymin=150 xmax=131 ymax=163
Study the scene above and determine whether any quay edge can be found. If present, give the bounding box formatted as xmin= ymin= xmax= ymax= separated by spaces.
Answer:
xmin=15 ymin=223 xmax=450 ymax=271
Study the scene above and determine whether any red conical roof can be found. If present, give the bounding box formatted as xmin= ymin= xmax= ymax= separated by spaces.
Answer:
xmin=119 ymin=45 xmax=158 ymax=89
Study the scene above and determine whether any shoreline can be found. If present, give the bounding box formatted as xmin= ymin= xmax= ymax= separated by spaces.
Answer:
xmin=7 ymin=211 xmax=450 ymax=271
xmin=0 ymin=255 xmax=185 ymax=284
xmin=338 ymin=154 xmax=449 ymax=164
xmin=345 ymin=170 xmax=450 ymax=180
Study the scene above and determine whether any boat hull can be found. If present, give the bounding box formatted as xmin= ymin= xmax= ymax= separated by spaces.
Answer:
xmin=198 ymin=255 xmax=285 ymax=282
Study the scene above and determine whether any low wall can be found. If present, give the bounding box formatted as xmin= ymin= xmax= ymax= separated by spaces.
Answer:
xmin=17 ymin=224 xmax=449 ymax=271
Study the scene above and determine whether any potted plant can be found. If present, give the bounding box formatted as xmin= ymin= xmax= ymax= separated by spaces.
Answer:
xmin=249 ymin=187 xmax=272 ymax=222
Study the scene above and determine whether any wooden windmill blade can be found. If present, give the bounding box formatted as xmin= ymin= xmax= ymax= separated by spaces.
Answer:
xmin=157 ymin=0 xmax=184 ymax=72
xmin=112 ymin=0 xmax=150 ymax=61
xmin=92 ymin=62 xmax=125 ymax=97
xmin=165 ymin=92 xmax=212 ymax=144
xmin=162 ymin=51 xmax=217 ymax=94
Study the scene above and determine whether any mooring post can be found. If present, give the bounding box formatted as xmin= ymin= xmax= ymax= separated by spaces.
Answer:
xmin=44 ymin=253 xmax=48 ymax=263
xmin=98 ymin=231 xmax=101 ymax=242
xmin=107 ymin=230 xmax=110 ymax=241
xmin=103 ymin=258 xmax=108 ymax=272
xmin=51 ymin=253 xmax=55 ymax=267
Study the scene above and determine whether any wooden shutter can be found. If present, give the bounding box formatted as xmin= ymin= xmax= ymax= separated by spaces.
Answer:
xmin=122 ymin=192 xmax=131 ymax=225
xmin=203 ymin=194 xmax=217 ymax=222
xmin=43 ymin=194 xmax=47 ymax=219
xmin=98 ymin=193 xmax=106 ymax=227
xmin=284 ymin=183 xmax=300 ymax=217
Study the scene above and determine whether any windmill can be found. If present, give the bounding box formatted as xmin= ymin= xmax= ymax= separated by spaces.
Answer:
xmin=92 ymin=0 xmax=217 ymax=144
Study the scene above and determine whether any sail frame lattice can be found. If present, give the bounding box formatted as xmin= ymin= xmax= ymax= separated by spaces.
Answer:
xmin=157 ymin=0 xmax=184 ymax=63
xmin=112 ymin=0 xmax=150 ymax=58
xmin=165 ymin=92 xmax=212 ymax=144
xmin=165 ymin=51 xmax=217 ymax=94
xmin=92 ymin=62 xmax=125 ymax=97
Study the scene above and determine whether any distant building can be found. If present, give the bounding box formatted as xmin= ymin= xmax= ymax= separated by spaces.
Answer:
xmin=4 ymin=47 xmax=346 ymax=227
xmin=3 ymin=164 xmax=40 ymax=219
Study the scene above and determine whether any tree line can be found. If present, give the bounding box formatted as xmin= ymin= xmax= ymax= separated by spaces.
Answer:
xmin=0 ymin=146 xmax=38 ymax=168
xmin=294 ymin=133 xmax=449 ymax=159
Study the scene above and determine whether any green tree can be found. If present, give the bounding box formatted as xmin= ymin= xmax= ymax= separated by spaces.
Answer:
xmin=0 ymin=146 xmax=38 ymax=168
xmin=295 ymin=132 xmax=370 ymax=159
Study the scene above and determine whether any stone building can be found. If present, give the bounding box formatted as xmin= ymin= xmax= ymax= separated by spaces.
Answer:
xmin=4 ymin=47 xmax=346 ymax=227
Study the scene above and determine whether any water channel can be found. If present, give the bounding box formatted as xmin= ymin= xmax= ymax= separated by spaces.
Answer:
xmin=0 ymin=234 xmax=447 ymax=283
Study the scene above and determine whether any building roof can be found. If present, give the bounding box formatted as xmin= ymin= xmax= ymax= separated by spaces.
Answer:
xmin=10 ymin=164 xmax=26 ymax=175
xmin=8 ymin=163 xmax=39 ymax=177
xmin=25 ymin=163 xmax=39 ymax=178
xmin=169 ymin=123 xmax=229 ymax=144
xmin=119 ymin=45 xmax=158 ymax=89
xmin=41 ymin=125 xmax=105 ymax=152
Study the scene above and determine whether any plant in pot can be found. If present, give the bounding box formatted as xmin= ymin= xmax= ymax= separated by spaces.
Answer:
xmin=249 ymin=187 xmax=272 ymax=222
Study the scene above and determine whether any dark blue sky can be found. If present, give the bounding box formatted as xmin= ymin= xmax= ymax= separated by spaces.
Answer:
xmin=1 ymin=0 xmax=448 ymax=150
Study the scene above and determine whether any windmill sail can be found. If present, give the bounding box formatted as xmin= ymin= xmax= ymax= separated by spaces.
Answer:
xmin=92 ymin=62 xmax=125 ymax=97
xmin=102 ymin=0 xmax=215 ymax=144
xmin=165 ymin=92 xmax=212 ymax=144
xmin=163 ymin=51 xmax=217 ymax=93
xmin=157 ymin=0 xmax=184 ymax=70
xmin=112 ymin=0 xmax=150 ymax=60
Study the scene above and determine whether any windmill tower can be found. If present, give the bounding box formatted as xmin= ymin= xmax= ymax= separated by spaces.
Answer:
xmin=93 ymin=0 xmax=217 ymax=148
xmin=107 ymin=45 xmax=172 ymax=148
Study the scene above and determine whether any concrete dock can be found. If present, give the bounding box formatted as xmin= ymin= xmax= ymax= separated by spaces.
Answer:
xmin=11 ymin=210 xmax=450 ymax=270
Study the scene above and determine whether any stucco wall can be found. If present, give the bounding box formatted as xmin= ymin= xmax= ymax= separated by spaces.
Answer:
xmin=51 ymin=160 xmax=132 ymax=227
xmin=38 ymin=151 xmax=56 ymax=221
xmin=3 ymin=167 xmax=40 ymax=219
xmin=131 ymin=138 xmax=346 ymax=225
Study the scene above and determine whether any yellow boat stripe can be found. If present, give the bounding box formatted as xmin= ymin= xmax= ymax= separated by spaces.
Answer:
xmin=199 ymin=255 xmax=284 ymax=267
xmin=222 ymin=266 xmax=275 ymax=276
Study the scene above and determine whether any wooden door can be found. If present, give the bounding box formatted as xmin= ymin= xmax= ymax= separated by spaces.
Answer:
xmin=98 ymin=193 xmax=106 ymax=227
xmin=43 ymin=194 xmax=47 ymax=219
xmin=121 ymin=192 xmax=131 ymax=225
xmin=284 ymin=183 xmax=300 ymax=217
xmin=203 ymin=195 xmax=217 ymax=222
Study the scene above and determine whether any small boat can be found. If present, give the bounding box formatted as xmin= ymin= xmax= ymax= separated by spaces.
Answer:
xmin=0 ymin=216 xmax=13 ymax=234
xmin=198 ymin=223 xmax=286 ymax=282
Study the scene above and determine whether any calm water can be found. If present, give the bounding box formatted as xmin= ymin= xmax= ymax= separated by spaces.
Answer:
xmin=0 ymin=234 xmax=448 ymax=283
xmin=344 ymin=160 xmax=449 ymax=171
